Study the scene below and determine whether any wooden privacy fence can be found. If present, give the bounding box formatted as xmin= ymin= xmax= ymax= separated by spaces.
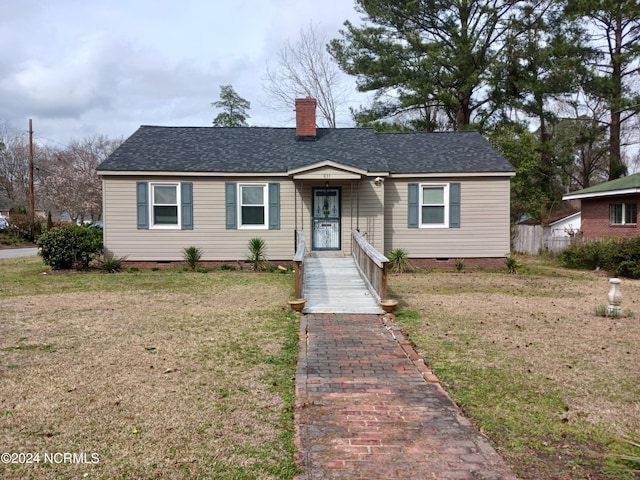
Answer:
xmin=513 ymin=225 xmax=575 ymax=254
xmin=293 ymin=230 xmax=305 ymax=299
xmin=351 ymin=229 xmax=389 ymax=302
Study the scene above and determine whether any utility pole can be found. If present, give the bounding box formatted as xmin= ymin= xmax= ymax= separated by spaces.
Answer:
xmin=28 ymin=119 xmax=35 ymax=239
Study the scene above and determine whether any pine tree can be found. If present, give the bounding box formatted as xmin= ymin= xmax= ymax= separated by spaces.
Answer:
xmin=212 ymin=85 xmax=251 ymax=127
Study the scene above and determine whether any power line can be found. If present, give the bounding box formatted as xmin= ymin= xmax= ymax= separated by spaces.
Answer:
xmin=32 ymin=134 xmax=70 ymax=150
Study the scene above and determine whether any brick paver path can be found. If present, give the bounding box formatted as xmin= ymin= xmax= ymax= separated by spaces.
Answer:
xmin=295 ymin=313 xmax=518 ymax=480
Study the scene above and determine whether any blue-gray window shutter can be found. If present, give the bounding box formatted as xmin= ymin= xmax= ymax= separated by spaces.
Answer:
xmin=136 ymin=182 xmax=148 ymax=230
xmin=225 ymin=182 xmax=237 ymax=229
xmin=269 ymin=183 xmax=280 ymax=230
xmin=449 ymin=182 xmax=461 ymax=228
xmin=408 ymin=183 xmax=419 ymax=228
xmin=181 ymin=182 xmax=193 ymax=230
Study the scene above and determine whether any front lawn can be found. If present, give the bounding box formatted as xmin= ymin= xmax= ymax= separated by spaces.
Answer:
xmin=0 ymin=257 xmax=299 ymax=479
xmin=390 ymin=258 xmax=640 ymax=479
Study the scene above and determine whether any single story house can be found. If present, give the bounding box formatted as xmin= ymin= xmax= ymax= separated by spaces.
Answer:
xmin=563 ymin=173 xmax=640 ymax=239
xmin=96 ymin=98 xmax=515 ymax=267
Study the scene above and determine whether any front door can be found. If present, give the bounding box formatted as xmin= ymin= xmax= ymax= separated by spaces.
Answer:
xmin=312 ymin=187 xmax=341 ymax=250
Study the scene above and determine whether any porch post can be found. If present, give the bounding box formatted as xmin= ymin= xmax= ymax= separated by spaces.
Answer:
xmin=356 ymin=181 xmax=360 ymax=230
xmin=350 ymin=182 xmax=354 ymax=233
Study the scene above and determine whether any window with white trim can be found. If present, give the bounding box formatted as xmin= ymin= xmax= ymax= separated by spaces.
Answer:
xmin=151 ymin=183 xmax=180 ymax=228
xmin=239 ymin=183 xmax=268 ymax=228
xmin=610 ymin=202 xmax=637 ymax=225
xmin=420 ymin=183 xmax=449 ymax=227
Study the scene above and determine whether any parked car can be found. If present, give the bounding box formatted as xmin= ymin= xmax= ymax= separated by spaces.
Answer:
xmin=0 ymin=216 xmax=8 ymax=230
xmin=88 ymin=220 xmax=103 ymax=229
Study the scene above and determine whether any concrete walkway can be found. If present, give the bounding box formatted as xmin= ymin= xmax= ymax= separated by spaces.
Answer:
xmin=294 ymin=313 xmax=518 ymax=480
xmin=303 ymin=257 xmax=383 ymax=315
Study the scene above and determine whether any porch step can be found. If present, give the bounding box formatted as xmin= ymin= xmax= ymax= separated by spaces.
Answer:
xmin=308 ymin=251 xmax=347 ymax=258
xmin=302 ymin=257 xmax=384 ymax=314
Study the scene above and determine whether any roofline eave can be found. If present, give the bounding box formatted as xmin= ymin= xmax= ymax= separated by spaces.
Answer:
xmin=97 ymin=170 xmax=288 ymax=177
xmin=563 ymin=187 xmax=640 ymax=200
xmin=390 ymin=171 xmax=516 ymax=178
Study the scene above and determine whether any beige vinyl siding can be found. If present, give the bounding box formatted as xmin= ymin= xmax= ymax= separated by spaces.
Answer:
xmin=384 ymin=177 xmax=511 ymax=258
xmin=351 ymin=180 xmax=384 ymax=253
xmin=102 ymin=176 xmax=296 ymax=261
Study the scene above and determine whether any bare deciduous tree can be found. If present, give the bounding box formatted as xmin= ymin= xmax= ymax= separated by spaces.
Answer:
xmin=263 ymin=23 xmax=350 ymax=128
xmin=0 ymin=124 xmax=31 ymax=210
xmin=40 ymin=135 xmax=122 ymax=223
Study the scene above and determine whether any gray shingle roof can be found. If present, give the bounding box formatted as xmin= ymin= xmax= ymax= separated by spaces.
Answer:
xmin=97 ymin=126 xmax=514 ymax=174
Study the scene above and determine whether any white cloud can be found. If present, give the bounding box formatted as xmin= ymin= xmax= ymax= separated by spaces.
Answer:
xmin=0 ymin=0 xmax=365 ymax=145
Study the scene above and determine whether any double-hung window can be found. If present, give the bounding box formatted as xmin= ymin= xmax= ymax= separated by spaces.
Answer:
xmin=225 ymin=182 xmax=280 ymax=230
xmin=408 ymin=182 xmax=460 ymax=229
xmin=610 ymin=202 xmax=637 ymax=225
xmin=151 ymin=183 xmax=180 ymax=227
xmin=136 ymin=181 xmax=193 ymax=230
xmin=239 ymin=183 xmax=268 ymax=228
xmin=420 ymin=183 xmax=449 ymax=228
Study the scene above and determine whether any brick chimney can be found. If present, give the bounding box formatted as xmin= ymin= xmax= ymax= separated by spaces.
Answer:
xmin=295 ymin=97 xmax=317 ymax=139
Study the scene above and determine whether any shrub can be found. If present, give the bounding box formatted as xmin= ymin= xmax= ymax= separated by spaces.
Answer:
xmin=560 ymin=237 xmax=640 ymax=278
xmin=37 ymin=225 xmax=103 ymax=270
xmin=46 ymin=211 xmax=54 ymax=231
xmin=505 ymin=255 xmax=520 ymax=274
xmin=7 ymin=213 xmax=41 ymax=241
xmin=246 ymin=237 xmax=268 ymax=271
xmin=183 ymin=246 xmax=203 ymax=271
xmin=387 ymin=248 xmax=412 ymax=273
xmin=99 ymin=255 xmax=123 ymax=273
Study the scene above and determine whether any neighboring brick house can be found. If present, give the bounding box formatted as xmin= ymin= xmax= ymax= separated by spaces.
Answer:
xmin=563 ymin=173 xmax=640 ymax=239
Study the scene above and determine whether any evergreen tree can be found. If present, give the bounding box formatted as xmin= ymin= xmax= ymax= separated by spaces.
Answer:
xmin=491 ymin=0 xmax=591 ymax=207
xmin=212 ymin=85 xmax=251 ymax=127
xmin=487 ymin=124 xmax=553 ymax=222
xmin=565 ymin=0 xmax=640 ymax=179
xmin=329 ymin=0 xmax=525 ymax=131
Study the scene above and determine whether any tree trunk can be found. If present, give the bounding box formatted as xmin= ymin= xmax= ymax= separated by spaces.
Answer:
xmin=456 ymin=94 xmax=472 ymax=130
xmin=608 ymin=12 xmax=625 ymax=180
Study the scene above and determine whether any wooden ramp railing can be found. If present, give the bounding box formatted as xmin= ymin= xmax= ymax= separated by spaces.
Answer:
xmin=293 ymin=230 xmax=305 ymax=299
xmin=351 ymin=229 xmax=389 ymax=302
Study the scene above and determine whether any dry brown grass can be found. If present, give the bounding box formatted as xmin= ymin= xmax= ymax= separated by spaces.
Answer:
xmin=0 ymin=261 xmax=297 ymax=479
xmin=389 ymin=259 xmax=640 ymax=478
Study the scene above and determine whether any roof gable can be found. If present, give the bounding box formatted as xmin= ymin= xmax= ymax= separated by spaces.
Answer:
xmin=287 ymin=160 xmax=371 ymax=179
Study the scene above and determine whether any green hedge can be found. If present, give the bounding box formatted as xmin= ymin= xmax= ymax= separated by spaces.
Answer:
xmin=559 ymin=237 xmax=640 ymax=278
xmin=37 ymin=225 xmax=103 ymax=270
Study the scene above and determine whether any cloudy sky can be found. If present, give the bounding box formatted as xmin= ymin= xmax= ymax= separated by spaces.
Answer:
xmin=1 ymin=0 xmax=368 ymax=148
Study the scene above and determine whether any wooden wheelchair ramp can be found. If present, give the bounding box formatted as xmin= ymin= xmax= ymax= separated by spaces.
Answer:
xmin=303 ymin=257 xmax=383 ymax=314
